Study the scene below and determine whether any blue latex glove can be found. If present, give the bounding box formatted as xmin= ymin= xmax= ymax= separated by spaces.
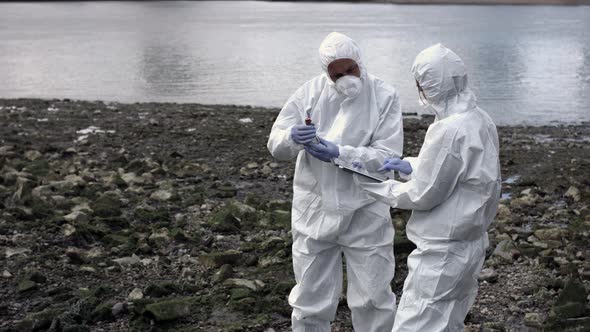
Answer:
xmin=291 ymin=124 xmax=317 ymax=145
xmin=378 ymin=157 xmax=412 ymax=175
xmin=304 ymin=137 xmax=340 ymax=162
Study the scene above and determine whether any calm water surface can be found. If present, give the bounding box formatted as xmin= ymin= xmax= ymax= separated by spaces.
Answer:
xmin=1 ymin=1 xmax=589 ymax=125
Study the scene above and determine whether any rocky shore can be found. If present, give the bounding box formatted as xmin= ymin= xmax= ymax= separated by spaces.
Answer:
xmin=0 ymin=98 xmax=588 ymax=332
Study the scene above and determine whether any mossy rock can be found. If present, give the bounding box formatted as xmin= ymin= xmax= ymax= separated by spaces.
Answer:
xmin=219 ymin=322 xmax=248 ymax=332
xmin=269 ymin=210 xmax=291 ymax=230
xmin=22 ymin=159 xmax=50 ymax=178
xmin=259 ymin=236 xmax=285 ymax=253
xmin=144 ymin=297 xmax=198 ymax=322
xmin=24 ymin=270 xmax=47 ymax=284
xmin=88 ymin=285 xmax=114 ymax=300
xmin=71 ymin=221 xmax=107 ymax=245
xmin=16 ymin=308 xmax=66 ymax=332
xmin=5 ymin=207 xmax=34 ymax=221
xmin=183 ymin=192 xmax=205 ymax=207
xmin=199 ymin=250 xmax=243 ymax=268
xmin=209 ymin=205 xmax=242 ymax=234
xmin=97 ymin=216 xmax=130 ymax=231
xmin=209 ymin=202 xmax=261 ymax=233
xmin=551 ymin=302 xmax=586 ymax=319
xmin=212 ymin=264 xmax=233 ymax=284
xmin=134 ymin=208 xmax=169 ymax=223
xmin=211 ymin=182 xmax=237 ymax=198
xmin=111 ymin=174 xmax=127 ymax=188
xmin=240 ymin=241 xmax=259 ymax=253
xmin=130 ymin=298 xmax=156 ymax=316
xmin=145 ymin=282 xmax=182 ymax=298
xmin=170 ymin=228 xmax=189 ymax=242
xmin=17 ymin=280 xmax=37 ymax=293
xmin=244 ymin=193 xmax=266 ymax=210
xmin=62 ymin=325 xmax=91 ymax=332
xmin=548 ymin=278 xmax=588 ymax=321
xmin=555 ymin=278 xmax=587 ymax=306
xmin=229 ymin=297 xmax=257 ymax=314
xmin=91 ymin=194 xmax=122 ymax=218
xmin=230 ymin=288 xmax=252 ymax=301
xmin=254 ymin=313 xmax=272 ymax=326
xmin=272 ymin=281 xmax=295 ymax=297
xmin=102 ymin=234 xmax=130 ymax=247
xmin=266 ymin=199 xmax=291 ymax=211
xmin=25 ymin=197 xmax=54 ymax=220
xmin=260 ymin=294 xmax=291 ymax=316
xmin=90 ymin=302 xmax=115 ymax=322
xmin=78 ymin=183 xmax=105 ymax=201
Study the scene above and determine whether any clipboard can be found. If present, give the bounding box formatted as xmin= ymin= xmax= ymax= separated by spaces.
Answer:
xmin=333 ymin=160 xmax=390 ymax=182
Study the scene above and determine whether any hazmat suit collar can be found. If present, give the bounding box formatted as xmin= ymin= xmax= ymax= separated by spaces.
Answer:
xmin=429 ymin=88 xmax=477 ymax=121
xmin=412 ymin=43 xmax=477 ymax=121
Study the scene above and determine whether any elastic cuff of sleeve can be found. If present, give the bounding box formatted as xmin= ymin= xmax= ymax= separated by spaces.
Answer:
xmin=335 ymin=145 xmax=354 ymax=164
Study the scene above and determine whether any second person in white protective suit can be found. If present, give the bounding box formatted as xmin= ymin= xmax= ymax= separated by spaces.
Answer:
xmin=267 ymin=32 xmax=403 ymax=332
xmin=357 ymin=44 xmax=502 ymax=331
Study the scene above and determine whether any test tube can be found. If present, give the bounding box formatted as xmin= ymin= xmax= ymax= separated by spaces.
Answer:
xmin=305 ymin=110 xmax=320 ymax=144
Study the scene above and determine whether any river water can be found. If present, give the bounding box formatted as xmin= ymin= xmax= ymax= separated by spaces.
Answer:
xmin=1 ymin=1 xmax=589 ymax=125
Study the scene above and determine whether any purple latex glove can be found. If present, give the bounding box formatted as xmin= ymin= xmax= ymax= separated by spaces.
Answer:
xmin=291 ymin=124 xmax=317 ymax=145
xmin=304 ymin=137 xmax=340 ymax=162
xmin=378 ymin=157 xmax=412 ymax=175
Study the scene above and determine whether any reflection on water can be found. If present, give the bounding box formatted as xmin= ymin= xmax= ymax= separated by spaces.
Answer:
xmin=0 ymin=1 xmax=589 ymax=125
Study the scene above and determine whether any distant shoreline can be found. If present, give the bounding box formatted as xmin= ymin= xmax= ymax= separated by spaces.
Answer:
xmin=4 ymin=1 xmax=590 ymax=6
xmin=265 ymin=0 xmax=590 ymax=5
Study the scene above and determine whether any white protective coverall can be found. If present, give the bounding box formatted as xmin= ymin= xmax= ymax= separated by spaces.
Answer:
xmin=357 ymin=44 xmax=501 ymax=332
xmin=267 ymin=32 xmax=403 ymax=332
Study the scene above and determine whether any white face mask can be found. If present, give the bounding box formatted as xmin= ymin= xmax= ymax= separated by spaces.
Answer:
xmin=335 ymin=75 xmax=362 ymax=98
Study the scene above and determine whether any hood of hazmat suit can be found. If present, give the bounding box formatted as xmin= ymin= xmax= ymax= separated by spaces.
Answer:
xmin=356 ymin=44 xmax=502 ymax=332
xmin=267 ymin=32 xmax=402 ymax=332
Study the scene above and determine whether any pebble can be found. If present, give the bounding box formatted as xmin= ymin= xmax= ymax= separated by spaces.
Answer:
xmin=128 ymin=288 xmax=144 ymax=300
xmin=62 ymin=224 xmax=77 ymax=237
xmin=113 ymin=254 xmax=141 ymax=266
xmin=111 ymin=302 xmax=126 ymax=316
xmin=565 ymin=186 xmax=581 ymax=202
xmin=478 ymin=268 xmax=499 ymax=283
xmin=80 ymin=266 xmax=96 ymax=274
xmin=64 ymin=210 xmax=89 ymax=223
xmin=150 ymin=189 xmax=173 ymax=201
xmin=524 ymin=312 xmax=546 ymax=327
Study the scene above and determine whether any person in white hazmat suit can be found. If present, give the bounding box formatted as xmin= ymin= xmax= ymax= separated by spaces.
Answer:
xmin=267 ymin=32 xmax=403 ymax=332
xmin=356 ymin=44 xmax=501 ymax=331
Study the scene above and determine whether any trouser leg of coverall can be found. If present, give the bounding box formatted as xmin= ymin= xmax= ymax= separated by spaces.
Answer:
xmin=339 ymin=201 xmax=397 ymax=332
xmin=392 ymin=237 xmax=487 ymax=332
xmin=290 ymin=244 xmax=343 ymax=332
xmin=344 ymin=245 xmax=396 ymax=332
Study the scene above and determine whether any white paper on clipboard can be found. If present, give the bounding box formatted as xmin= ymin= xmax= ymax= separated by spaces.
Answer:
xmin=333 ymin=160 xmax=390 ymax=182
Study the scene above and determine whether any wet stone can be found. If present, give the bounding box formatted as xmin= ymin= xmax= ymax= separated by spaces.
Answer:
xmin=199 ymin=250 xmax=242 ymax=268
xmin=17 ymin=308 xmax=66 ymax=332
xmin=143 ymin=297 xmax=196 ymax=322
xmin=478 ymin=268 xmax=499 ymax=283
xmin=128 ymin=288 xmax=144 ymax=301
xmin=17 ymin=280 xmax=37 ymax=293
xmin=524 ymin=312 xmax=546 ymax=328
xmin=212 ymin=264 xmax=233 ymax=284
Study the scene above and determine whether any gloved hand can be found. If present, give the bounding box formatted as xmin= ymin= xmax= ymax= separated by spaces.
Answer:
xmin=378 ymin=157 xmax=412 ymax=175
xmin=304 ymin=137 xmax=340 ymax=162
xmin=291 ymin=124 xmax=317 ymax=145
